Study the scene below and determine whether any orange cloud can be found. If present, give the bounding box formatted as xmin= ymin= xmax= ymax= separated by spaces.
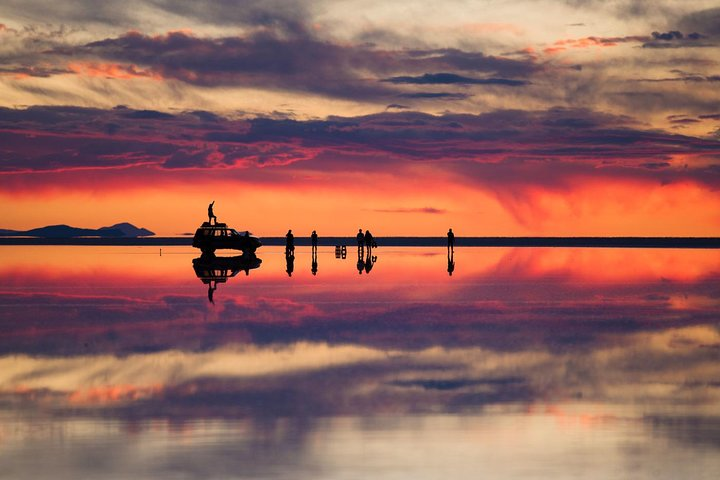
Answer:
xmin=68 ymin=62 xmax=162 ymax=80
xmin=69 ymin=384 xmax=164 ymax=405
xmin=544 ymin=35 xmax=649 ymax=54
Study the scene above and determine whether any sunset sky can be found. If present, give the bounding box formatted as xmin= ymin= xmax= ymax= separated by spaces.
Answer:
xmin=1 ymin=0 xmax=720 ymax=236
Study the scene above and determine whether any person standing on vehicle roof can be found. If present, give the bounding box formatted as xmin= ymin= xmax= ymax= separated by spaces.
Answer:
xmin=208 ymin=201 xmax=217 ymax=225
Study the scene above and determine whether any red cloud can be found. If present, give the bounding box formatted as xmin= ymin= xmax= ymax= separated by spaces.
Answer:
xmin=68 ymin=62 xmax=162 ymax=80
xmin=545 ymin=35 xmax=650 ymax=54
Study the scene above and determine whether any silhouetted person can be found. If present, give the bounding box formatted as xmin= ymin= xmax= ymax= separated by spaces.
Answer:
xmin=311 ymin=230 xmax=318 ymax=253
xmin=286 ymin=251 xmax=295 ymax=277
xmin=357 ymin=228 xmax=365 ymax=255
xmin=208 ymin=281 xmax=217 ymax=303
xmin=364 ymin=230 xmax=373 ymax=254
xmin=447 ymin=250 xmax=455 ymax=276
xmin=208 ymin=201 xmax=217 ymax=225
xmin=286 ymin=229 xmax=295 ymax=255
xmin=447 ymin=228 xmax=455 ymax=253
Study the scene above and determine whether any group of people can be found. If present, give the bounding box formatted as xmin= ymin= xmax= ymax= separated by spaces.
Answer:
xmin=209 ymin=202 xmax=457 ymax=277
xmin=285 ymin=229 xmax=319 ymax=276
xmin=281 ymin=227 xmax=456 ymax=276
xmin=356 ymin=229 xmax=376 ymax=254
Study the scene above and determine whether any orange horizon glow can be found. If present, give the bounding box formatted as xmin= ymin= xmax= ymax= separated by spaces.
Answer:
xmin=2 ymin=170 xmax=719 ymax=237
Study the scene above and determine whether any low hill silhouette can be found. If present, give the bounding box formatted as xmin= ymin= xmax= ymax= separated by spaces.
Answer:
xmin=0 ymin=222 xmax=154 ymax=238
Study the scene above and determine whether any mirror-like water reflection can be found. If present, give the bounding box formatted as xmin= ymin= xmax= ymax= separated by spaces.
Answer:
xmin=0 ymin=246 xmax=718 ymax=479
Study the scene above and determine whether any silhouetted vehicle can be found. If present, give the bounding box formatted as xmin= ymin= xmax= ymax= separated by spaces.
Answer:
xmin=192 ymin=222 xmax=262 ymax=255
xmin=192 ymin=254 xmax=262 ymax=283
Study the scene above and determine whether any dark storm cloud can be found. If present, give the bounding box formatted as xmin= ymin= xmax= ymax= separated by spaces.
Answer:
xmin=1 ymin=105 xmax=719 ymax=192
xmin=669 ymin=118 xmax=701 ymax=125
xmin=642 ymin=30 xmax=713 ymax=49
xmin=679 ymin=7 xmax=720 ymax=38
xmin=397 ymin=92 xmax=470 ymax=99
xmin=638 ymin=72 xmax=720 ymax=83
xmin=0 ymin=0 xmax=312 ymax=31
xmin=639 ymin=162 xmax=671 ymax=169
xmin=383 ymin=72 xmax=528 ymax=86
xmin=406 ymin=48 xmax=538 ymax=77
xmin=2 ymin=14 xmax=536 ymax=106
xmin=0 ymin=66 xmax=72 ymax=78
xmin=147 ymin=0 xmax=311 ymax=32
xmin=124 ymin=109 xmax=176 ymax=120
xmin=652 ymin=31 xmax=686 ymax=41
xmin=43 ymin=30 xmax=538 ymax=101
xmin=385 ymin=104 xmax=410 ymax=110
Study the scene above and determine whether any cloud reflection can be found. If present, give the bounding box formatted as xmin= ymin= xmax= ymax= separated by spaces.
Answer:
xmin=0 ymin=246 xmax=718 ymax=421
xmin=2 ymin=325 xmax=718 ymax=417
xmin=0 ymin=248 xmax=718 ymax=480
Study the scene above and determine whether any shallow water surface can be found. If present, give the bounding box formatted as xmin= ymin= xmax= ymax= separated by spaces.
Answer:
xmin=0 ymin=246 xmax=719 ymax=479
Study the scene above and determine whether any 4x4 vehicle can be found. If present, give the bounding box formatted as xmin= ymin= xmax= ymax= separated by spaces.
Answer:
xmin=192 ymin=222 xmax=262 ymax=255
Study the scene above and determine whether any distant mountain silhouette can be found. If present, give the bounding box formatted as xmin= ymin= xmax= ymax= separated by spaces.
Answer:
xmin=98 ymin=222 xmax=154 ymax=237
xmin=0 ymin=222 xmax=154 ymax=238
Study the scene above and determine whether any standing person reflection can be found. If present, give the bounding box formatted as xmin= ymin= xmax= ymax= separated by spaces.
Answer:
xmin=285 ymin=229 xmax=295 ymax=256
xmin=310 ymin=230 xmax=319 ymax=275
xmin=357 ymin=229 xmax=365 ymax=257
xmin=447 ymin=250 xmax=455 ymax=276
xmin=286 ymin=250 xmax=295 ymax=277
xmin=356 ymin=248 xmax=365 ymax=274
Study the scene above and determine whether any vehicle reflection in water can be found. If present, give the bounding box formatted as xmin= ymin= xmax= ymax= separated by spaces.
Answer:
xmin=192 ymin=253 xmax=262 ymax=303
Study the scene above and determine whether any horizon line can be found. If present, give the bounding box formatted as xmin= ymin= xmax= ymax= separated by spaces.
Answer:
xmin=2 ymin=236 xmax=719 ymax=249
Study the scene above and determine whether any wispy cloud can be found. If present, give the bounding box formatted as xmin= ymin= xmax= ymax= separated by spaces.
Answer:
xmin=370 ymin=207 xmax=447 ymax=214
xmin=383 ymin=72 xmax=528 ymax=86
